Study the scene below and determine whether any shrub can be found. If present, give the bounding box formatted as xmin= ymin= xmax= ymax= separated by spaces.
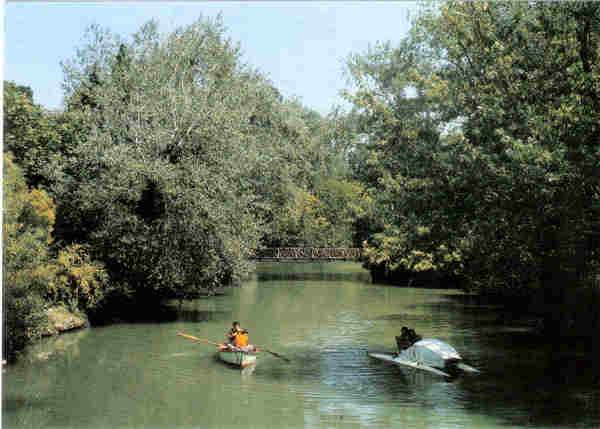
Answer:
xmin=3 ymin=153 xmax=52 ymax=359
xmin=49 ymin=244 xmax=109 ymax=313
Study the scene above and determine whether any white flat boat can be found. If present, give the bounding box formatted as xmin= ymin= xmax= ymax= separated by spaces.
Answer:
xmin=369 ymin=338 xmax=479 ymax=378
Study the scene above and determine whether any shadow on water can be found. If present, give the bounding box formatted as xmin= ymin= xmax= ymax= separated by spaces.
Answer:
xmin=174 ymin=308 xmax=227 ymax=323
xmin=459 ymin=358 xmax=600 ymax=427
xmin=416 ymin=293 xmax=543 ymax=331
xmin=452 ymin=322 xmax=600 ymax=427
xmin=93 ymin=303 xmax=227 ymax=325
xmin=442 ymin=293 xmax=540 ymax=319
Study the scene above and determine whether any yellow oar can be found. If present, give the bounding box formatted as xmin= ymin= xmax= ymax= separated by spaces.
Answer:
xmin=176 ymin=332 xmax=290 ymax=362
xmin=176 ymin=332 xmax=221 ymax=345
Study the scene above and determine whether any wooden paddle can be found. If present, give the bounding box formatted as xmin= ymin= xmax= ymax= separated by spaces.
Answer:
xmin=254 ymin=346 xmax=290 ymax=362
xmin=176 ymin=332 xmax=220 ymax=345
xmin=176 ymin=332 xmax=290 ymax=362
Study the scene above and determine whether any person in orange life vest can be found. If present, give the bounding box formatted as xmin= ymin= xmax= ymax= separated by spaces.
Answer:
xmin=226 ymin=321 xmax=249 ymax=348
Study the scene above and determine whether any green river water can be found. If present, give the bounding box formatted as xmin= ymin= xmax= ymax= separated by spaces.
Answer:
xmin=3 ymin=262 xmax=600 ymax=428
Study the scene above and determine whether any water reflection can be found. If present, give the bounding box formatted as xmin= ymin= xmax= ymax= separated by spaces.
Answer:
xmin=254 ymin=261 xmax=372 ymax=283
xmin=21 ymin=328 xmax=88 ymax=365
xmin=255 ymin=270 xmax=372 ymax=283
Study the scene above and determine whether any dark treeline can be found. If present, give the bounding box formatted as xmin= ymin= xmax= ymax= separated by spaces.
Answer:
xmin=4 ymin=2 xmax=600 ymax=359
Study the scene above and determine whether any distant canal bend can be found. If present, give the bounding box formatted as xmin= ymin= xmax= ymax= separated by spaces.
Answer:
xmin=3 ymin=262 xmax=600 ymax=428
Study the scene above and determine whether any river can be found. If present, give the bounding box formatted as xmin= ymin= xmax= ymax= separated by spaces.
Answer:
xmin=3 ymin=262 xmax=600 ymax=428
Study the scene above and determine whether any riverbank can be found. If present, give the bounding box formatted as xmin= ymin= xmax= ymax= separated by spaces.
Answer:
xmin=42 ymin=306 xmax=88 ymax=336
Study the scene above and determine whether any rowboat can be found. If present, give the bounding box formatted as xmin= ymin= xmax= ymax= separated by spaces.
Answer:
xmin=217 ymin=344 xmax=258 ymax=368
xmin=369 ymin=338 xmax=479 ymax=378
xmin=177 ymin=332 xmax=288 ymax=367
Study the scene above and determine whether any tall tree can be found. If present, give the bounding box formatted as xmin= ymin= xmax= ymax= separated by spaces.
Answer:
xmin=55 ymin=16 xmax=354 ymax=306
xmin=56 ymin=17 xmax=274 ymax=303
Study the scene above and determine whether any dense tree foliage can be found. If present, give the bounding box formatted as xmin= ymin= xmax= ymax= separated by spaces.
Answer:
xmin=50 ymin=16 xmax=354 ymax=311
xmin=55 ymin=18 xmax=266 ymax=303
xmin=344 ymin=1 xmax=600 ymax=333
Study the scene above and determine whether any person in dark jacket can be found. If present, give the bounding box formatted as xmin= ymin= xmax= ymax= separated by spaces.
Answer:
xmin=395 ymin=327 xmax=412 ymax=351
xmin=395 ymin=327 xmax=423 ymax=353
